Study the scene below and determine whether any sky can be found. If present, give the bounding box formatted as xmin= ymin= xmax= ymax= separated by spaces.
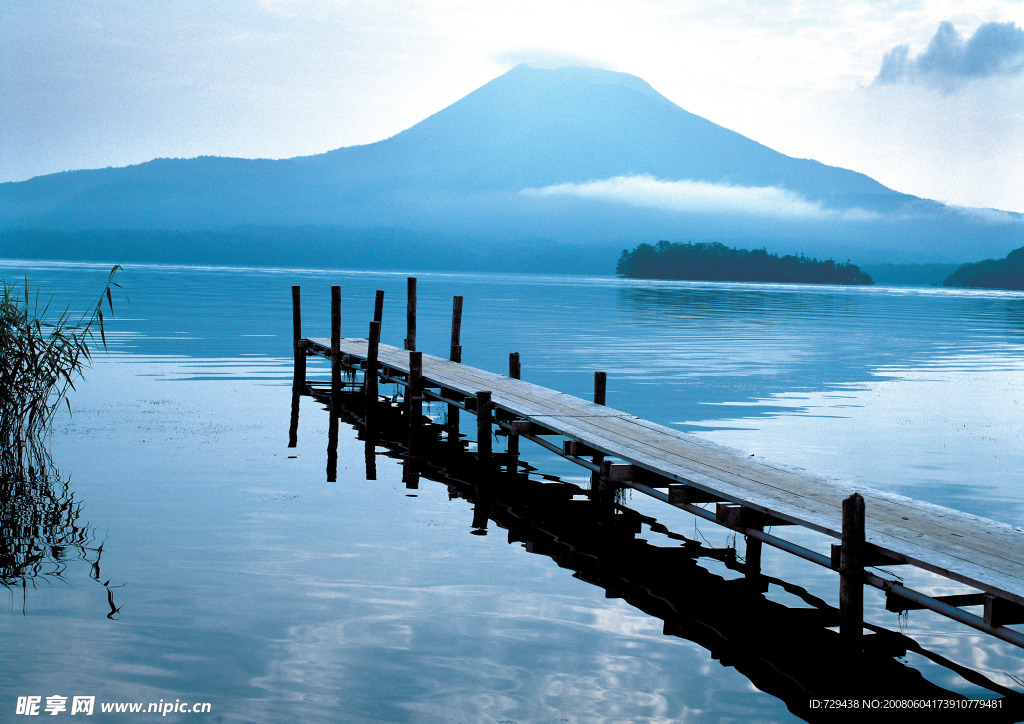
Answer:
xmin=2 ymin=1 xmax=1023 ymax=212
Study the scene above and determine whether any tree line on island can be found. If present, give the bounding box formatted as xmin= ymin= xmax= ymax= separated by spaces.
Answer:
xmin=616 ymin=241 xmax=873 ymax=285
xmin=941 ymin=246 xmax=1024 ymax=290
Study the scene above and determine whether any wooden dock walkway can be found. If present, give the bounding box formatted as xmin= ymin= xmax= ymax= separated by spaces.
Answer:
xmin=292 ymin=283 xmax=1024 ymax=652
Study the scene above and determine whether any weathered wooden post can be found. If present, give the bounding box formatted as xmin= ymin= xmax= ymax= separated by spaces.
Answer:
xmin=746 ymin=534 xmax=763 ymax=578
xmin=450 ymin=295 xmax=463 ymax=363
xmin=594 ymin=459 xmax=615 ymax=525
xmin=331 ymin=285 xmax=341 ymax=405
xmin=592 ymin=371 xmax=607 ymax=483
xmin=840 ymin=492 xmax=865 ymax=653
xmin=291 ymin=286 xmax=305 ymax=387
xmin=373 ymin=289 xmax=384 ymax=325
xmin=366 ymin=320 xmax=381 ymax=405
xmin=405 ymin=277 xmax=417 ymax=351
xmin=446 ymin=296 xmax=463 ymax=448
xmin=408 ymin=351 xmax=423 ymax=453
xmin=476 ymin=391 xmax=492 ymax=469
xmin=506 ymin=353 xmax=521 ymax=473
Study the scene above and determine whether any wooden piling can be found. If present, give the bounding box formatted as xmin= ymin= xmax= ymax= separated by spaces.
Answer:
xmin=476 ymin=391 xmax=492 ymax=465
xmin=291 ymin=286 xmax=305 ymax=386
xmin=447 ymin=402 xmax=461 ymax=449
xmin=450 ymin=296 xmax=463 ymax=363
xmin=405 ymin=277 xmax=417 ymax=351
xmin=408 ymin=351 xmax=423 ymax=451
xmin=331 ymin=285 xmax=341 ymax=404
xmin=366 ymin=320 xmax=381 ymax=404
xmin=592 ymin=371 xmax=607 ymax=480
xmin=746 ymin=534 xmax=763 ymax=577
xmin=506 ymin=353 xmax=521 ymax=472
xmin=594 ymin=459 xmax=615 ymax=524
xmin=840 ymin=492 xmax=865 ymax=652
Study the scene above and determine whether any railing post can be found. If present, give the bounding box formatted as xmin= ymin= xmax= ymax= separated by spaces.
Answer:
xmin=509 ymin=352 xmax=521 ymax=380
xmin=405 ymin=277 xmax=417 ymax=351
xmin=840 ymin=492 xmax=865 ymax=653
xmin=450 ymin=295 xmax=463 ymax=363
xmin=373 ymin=289 xmax=384 ymax=325
xmin=291 ymin=285 xmax=305 ymax=387
xmin=594 ymin=371 xmax=606 ymax=406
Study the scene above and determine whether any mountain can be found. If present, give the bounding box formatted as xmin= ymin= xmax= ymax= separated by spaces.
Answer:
xmin=2 ymin=64 xmax=1022 ymax=269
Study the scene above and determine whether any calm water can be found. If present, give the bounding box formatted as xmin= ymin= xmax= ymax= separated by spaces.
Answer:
xmin=3 ymin=260 xmax=1024 ymax=722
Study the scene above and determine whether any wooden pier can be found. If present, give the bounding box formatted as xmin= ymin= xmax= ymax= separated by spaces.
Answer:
xmin=291 ymin=282 xmax=1024 ymax=654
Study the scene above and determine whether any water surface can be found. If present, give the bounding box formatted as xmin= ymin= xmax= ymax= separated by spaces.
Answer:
xmin=2 ymin=260 xmax=1023 ymax=721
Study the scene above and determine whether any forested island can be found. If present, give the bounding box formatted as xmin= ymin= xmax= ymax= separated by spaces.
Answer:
xmin=942 ymin=246 xmax=1024 ymax=290
xmin=616 ymin=241 xmax=873 ymax=284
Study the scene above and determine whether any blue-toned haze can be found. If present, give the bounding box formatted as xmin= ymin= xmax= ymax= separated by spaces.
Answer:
xmin=2 ymin=0 xmax=1024 ymax=213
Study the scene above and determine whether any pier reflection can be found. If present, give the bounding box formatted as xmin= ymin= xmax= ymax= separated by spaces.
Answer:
xmin=300 ymin=385 xmax=1024 ymax=722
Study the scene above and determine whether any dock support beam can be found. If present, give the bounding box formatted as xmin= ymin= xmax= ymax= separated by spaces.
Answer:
xmin=291 ymin=286 xmax=305 ymax=387
xmin=745 ymin=533 xmax=763 ymax=577
xmin=506 ymin=353 xmax=521 ymax=472
xmin=408 ymin=351 xmax=423 ymax=452
xmin=476 ymin=391 xmax=492 ymax=470
xmin=366 ymin=320 xmax=381 ymax=405
xmin=840 ymin=492 xmax=865 ymax=653
xmin=591 ymin=371 xmax=607 ymax=484
xmin=331 ymin=285 xmax=341 ymax=405
xmin=405 ymin=277 xmax=417 ymax=351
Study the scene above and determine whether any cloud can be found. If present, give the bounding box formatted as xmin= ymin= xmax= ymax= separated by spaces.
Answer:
xmin=492 ymin=48 xmax=610 ymax=71
xmin=875 ymin=21 xmax=1024 ymax=90
xmin=520 ymin=175 xmax=877 ymax=221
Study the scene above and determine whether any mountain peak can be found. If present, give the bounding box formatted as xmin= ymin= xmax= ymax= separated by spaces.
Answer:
xmin=492 ymin=62 xmax=667 ymax=104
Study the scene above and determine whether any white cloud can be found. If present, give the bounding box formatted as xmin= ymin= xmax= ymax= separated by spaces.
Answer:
xmin=521 ymin=175 xmax=878 ymax=221
xmin=875 ymin=21 xmax=1024 ymax=91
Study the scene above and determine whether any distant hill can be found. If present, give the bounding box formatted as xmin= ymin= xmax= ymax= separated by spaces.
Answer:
xmin=942 ymin=247 xmax=1024 ymax=290
xmin=617 ymin=241 xmax=872 ymax=284
xmin=1 ymin=64 xmax=1022 ymax=269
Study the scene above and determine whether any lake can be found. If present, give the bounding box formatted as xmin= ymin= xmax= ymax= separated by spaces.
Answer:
xmin=2 ymin=259 xmax=1023 ymax=722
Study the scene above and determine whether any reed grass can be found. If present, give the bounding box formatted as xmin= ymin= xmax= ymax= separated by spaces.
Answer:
xmin=0 ymin=265 xmax=123 ymax=473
